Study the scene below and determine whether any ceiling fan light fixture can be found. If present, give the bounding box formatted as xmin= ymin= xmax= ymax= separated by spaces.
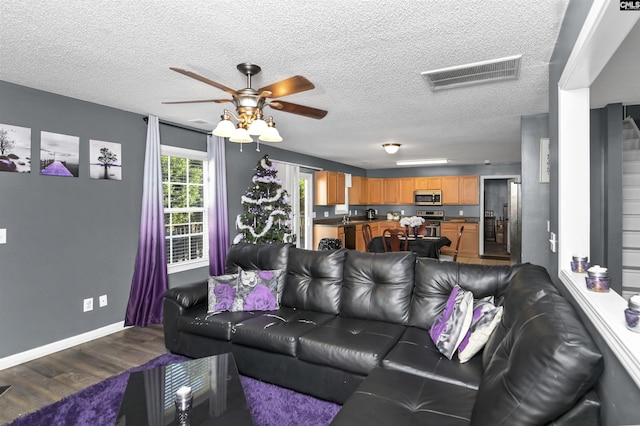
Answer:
xmin=259 ymin=118 xmax=282 ymax=142
xmin=247 ymin=113 xmax=268 ymax=136
xmin=383 ymin=143 xmax=401 ymax=154
xmin=212 ymin=111 xmax=236 ymax=137
xmin=229 ymin=127 xmax=253 ymax=143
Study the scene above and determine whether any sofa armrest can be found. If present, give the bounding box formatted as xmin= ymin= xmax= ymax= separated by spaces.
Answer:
xmin=164 ymin=280 xmax=208 ymax=309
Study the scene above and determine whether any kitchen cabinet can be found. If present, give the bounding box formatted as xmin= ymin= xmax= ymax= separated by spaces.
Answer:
xmin=440 ymin=222 xmax=479 ymax=258
xmin=313 ymin=225 xmax=340 ymax=250
xmin=314 ymin=171 xmax=345 ymax=205
xmin=349 ymin=176 xmax=368 ymax=205
xmin=383 ymin=178 xmax=400 ymax=204
xmin=399 ymin=178 xmax=415 ymax=204
xmin=440 ymin=175 xmax=479 ymax=205
xmin=459 ymin=175 xmax=479 ymax=205
xmin=414 ymin=176 xmax=441 ymax=190
xmin=367 ymin=178 xmax=384 ymax=204
xmin=441 ymin=176 xmax=460 ymax=204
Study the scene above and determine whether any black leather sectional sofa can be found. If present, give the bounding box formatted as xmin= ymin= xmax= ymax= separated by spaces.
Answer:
xmin=163 ymin=242 xmax=604 ymax=425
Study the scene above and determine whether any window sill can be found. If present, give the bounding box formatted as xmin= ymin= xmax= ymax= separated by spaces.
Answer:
xmin=168 ymin=259 xmax=209 ymax=274
xmin=559 ymin=268 xmax=640 ymax=388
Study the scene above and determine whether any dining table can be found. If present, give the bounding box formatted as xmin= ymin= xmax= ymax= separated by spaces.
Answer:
xmin=367 ymin=235 xmax=452 ymax=259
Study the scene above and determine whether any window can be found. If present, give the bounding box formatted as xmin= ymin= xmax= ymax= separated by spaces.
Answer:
xmin=161 ymin=146 xmax=208 ymax=273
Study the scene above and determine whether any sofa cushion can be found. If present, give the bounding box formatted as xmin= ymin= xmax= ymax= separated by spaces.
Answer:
xmin=207 ymin=274 xmax=238 ymax=313
xmin=281 ymin=247 xmax=345 ymax=314
xmin=429 ymin=285 xmax=474 ymax=359
xmin=297 ymin=316 xmax=404 ymax=375
xmin=382 ymin=326 xmax=484 ymax=390
xmin=481 ymin=264 xmax=560 ymax=367
xmin=177 ymin=307 xmax=259 ymax=341
xmin=341 ymin=250 xmax=416 ymax=324
xmin=471 ymin=292 xmax=603 ymax=425
xmin=331 ymin=367 xmax=475 ymax=426
xmin=231 ymin=268 xmax=282 ymax=312
xmin=225 ymin=242 xmax=290 ymax=301
xmin=409 ymin=258 xmax=522 ymax=330
xmin=231 ymin=307 xmax=335 ymax=356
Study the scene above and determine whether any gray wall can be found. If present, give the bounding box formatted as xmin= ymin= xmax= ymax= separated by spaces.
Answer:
xmin=549 ymin=1 xmax=640 ymax=423
xmin=521 ymin=113 xmax=551 ymax=268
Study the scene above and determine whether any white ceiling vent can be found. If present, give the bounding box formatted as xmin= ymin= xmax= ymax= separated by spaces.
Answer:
xmin=421 ymin=55 xmax=522 ymax=91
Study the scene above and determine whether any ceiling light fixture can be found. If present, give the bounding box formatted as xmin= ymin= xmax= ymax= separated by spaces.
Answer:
xmin=383 ymin=143 xmax=401 ymax=154
xmin=165 ymin=63 xmax=327 ymax=151
xmin=396 ymin=159 xmax=448 ymax=166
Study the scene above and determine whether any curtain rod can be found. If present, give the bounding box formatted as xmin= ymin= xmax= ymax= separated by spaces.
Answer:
xmin=271 ymin=158 xmax=323 ymax=171
xmin=142 ymin=116 xmax=211 ymax=135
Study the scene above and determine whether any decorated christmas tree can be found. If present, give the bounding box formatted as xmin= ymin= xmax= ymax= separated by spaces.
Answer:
xmin=233 ymin=155 xmax=294 ymax=244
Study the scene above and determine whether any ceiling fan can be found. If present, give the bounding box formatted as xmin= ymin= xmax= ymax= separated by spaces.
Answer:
xmin=163 ymin=63 xmax=328 ymax=143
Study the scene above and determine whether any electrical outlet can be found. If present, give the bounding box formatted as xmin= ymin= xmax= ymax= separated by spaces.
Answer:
xmin=99 ymin=294 xmax=108 ymax=307
xmin=0 ymin=228 xmax=6 ymax=244
xmin=459 ymin=210 xmax=464 ymax=216
xmin=549 ymin=232 xmax=557 ymax=252
xmin=324 ymin=211 xmax=329 ymax=218
xmin=83 ymin=298 xmax=93 ymax=312
xmin=401 ymin=210 xmax=405 ymax=215
xmin=354 ymin=210 xmax=358 ymax=215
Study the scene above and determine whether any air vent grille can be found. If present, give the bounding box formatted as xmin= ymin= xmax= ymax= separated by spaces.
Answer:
xmin=421 ymin=55 xmax=522 ymax=91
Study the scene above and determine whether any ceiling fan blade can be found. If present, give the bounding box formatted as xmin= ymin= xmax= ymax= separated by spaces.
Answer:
xmin=162 ymin=99 xmax=233 ymax=104
xmin=267 ymin=101 xmax=328 ymax=119
xmin=259 ymin=76 xmax=315 ymax=98
xmin=169 ymin=67 xmax=237 ymax=97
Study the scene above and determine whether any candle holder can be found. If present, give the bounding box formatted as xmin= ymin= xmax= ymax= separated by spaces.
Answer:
xmin=625 ymin=294 xmax=640 ymax=333
xmin=175 ymin=385 xmax=193 ymax=424
xmin=585 ymin=265 xmax=610 ymax=293
xmin=570 ymin=254 xmax=590 ymax=273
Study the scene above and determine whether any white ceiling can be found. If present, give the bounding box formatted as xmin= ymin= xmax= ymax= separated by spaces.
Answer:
xmin=2 ymin=0 xmax=632 ymax=170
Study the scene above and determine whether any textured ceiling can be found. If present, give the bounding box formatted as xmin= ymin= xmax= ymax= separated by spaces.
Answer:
xmin=1 ymin=0 xmax=573 ymax=169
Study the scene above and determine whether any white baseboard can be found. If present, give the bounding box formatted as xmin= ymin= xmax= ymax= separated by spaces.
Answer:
xmin=0 ymin=321 xmax=128 ymax=370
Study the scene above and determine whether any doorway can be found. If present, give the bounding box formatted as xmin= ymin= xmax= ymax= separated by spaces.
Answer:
xmin=299 ymin=172 xmax=314 ymax=250
xmin=479 ymin=175 xmax=520 ymax=261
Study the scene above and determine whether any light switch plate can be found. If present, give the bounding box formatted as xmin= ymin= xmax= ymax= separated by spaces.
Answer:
xmin=0 ymin=228 xmax=5 ymax=244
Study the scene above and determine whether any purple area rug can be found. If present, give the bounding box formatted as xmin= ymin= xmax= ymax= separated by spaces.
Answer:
xmin=8 ymin=353 xmax=341 ymax=426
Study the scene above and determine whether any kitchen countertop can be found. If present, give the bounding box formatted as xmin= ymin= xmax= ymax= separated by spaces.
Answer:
xmin=314 ymin=216 xmax=481 ymax=226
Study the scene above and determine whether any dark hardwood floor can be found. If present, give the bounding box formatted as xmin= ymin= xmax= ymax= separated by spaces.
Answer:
xmin=0 ymin=324 xmax=168 ymax=425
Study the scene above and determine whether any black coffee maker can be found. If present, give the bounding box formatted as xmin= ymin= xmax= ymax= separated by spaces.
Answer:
xmin=366 ymin=209 xmax=376 ymax=220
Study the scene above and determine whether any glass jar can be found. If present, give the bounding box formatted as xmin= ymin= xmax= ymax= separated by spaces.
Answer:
xmin=571 ymin=254 xmax=590 ymax=273
xmin=585 ymin=265 xmax=610 ymax=292
xmin=624 ymin=294 xmax=640 ymax=333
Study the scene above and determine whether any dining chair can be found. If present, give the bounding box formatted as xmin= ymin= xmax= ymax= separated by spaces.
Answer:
xmin=362 ymin=223 xmax=373 ymax=251
xmin=382 ymin=228 xmax=409 ymax=252
xmin=452 ymin=226 xmax=465 ymax=262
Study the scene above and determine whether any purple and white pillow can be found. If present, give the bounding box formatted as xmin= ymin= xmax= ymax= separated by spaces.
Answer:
xmin=231 ymin=268 xmax=283 ymax=312
xmin=429 ymin=285 xmax=474 ymax=359
xmin=207 ymin=274 xmax=239 ymax=313
xmin=457 ymin=299 xmax=503 ymax=363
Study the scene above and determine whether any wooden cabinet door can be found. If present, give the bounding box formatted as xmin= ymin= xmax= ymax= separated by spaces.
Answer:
xmin=459 ymin=175 xmax=479 ymax=205
xmin=441 ymin=176 xmax=460 ymax=205
xmin=327 ymin=172 xmax=339 ymax=204
xmin=367 ymin=178 xmax=384 ymax=204
xmin=355 ymin=224 xmax=368 ymax=252
xmin=314 ymin=171 xmax=329 ymax=205
xmin=440 ymin=223 xmax=458 ymax=256
xmin=313 ymin=225 xmax=339 ymax=250
xmin=458 ymin=223 xmax=479 ymax=257
xmin=335 ymin=172 xmax=346 ymax=204
xmin=349 ymin=176 xmax=368 ymax=205
xmin=399 ymin=178 xmax=415 ymax=204
xmin=383 ymin=178 xmax=400 ymax=204
xmin=370 ymin=222 xmax=382 ymax=238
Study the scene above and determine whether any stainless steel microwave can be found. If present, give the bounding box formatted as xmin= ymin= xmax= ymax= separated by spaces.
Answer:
xmin=414 ymin=189 xmax=442 ymax=206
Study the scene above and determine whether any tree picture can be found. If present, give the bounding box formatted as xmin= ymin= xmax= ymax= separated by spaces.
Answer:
xmin=90 ymin=139 xmax=122 ymax=180
xmin=97 ymin=147 xmax=118 ymax=179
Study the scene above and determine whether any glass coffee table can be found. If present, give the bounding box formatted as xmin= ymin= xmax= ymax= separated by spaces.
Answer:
xmin=116 ymin=352 xmax=253 ymax=425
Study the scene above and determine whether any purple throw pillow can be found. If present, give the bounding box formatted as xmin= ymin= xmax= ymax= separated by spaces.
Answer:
xmin=231 ymin=268 xmax=283 ymax=312
xmin=429 ymin=285 xmax=474 ymax=359
xmin=207 ymin=274 xmax=239 ymax=313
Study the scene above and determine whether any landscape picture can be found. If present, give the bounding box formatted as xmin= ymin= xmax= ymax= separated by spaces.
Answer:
xmin=90 ymin=139 xmax=122 ymax=180
xmin=40 ymin=131 xmax=80 ymax=177
xmin=0 ymin=123 xmax=31 ymax=173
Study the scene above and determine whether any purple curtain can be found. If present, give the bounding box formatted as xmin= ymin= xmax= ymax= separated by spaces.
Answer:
xmin=125 ymin=115 xmax=168 ymax=326
xmin=208 ymin=135 xmax=230 ymax=276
